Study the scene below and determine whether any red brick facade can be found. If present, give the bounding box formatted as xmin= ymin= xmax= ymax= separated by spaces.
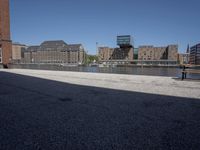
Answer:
xmin=0 ymin=0 xmax=12 ymax=67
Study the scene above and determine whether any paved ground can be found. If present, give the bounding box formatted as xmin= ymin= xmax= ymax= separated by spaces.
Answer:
xmin=0 ymin=69 xmax=200 ymax=150
xmin=2 ymin=69 xmax=200 ymax=99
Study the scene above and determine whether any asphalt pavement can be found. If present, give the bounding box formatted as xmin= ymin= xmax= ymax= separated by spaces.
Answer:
xmin=0 ymin=70 xmax=200 ymax=150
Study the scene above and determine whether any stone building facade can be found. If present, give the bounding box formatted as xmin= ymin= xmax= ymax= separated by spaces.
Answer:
xmin=138 ymin=45 xmax=178 ymax=61
xmin=24 ymin=40 xmax=86 ymax=64
xmin=0 ymin=0 xmax=12 ymax=67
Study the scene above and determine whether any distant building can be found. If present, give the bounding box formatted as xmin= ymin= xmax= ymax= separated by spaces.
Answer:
xmin=98 ymin=47 xmax=114 ymax=61
xmin=12 ymin=43 xmax=27 ymax=63
xmin=190 ymin=43 xmax=200 ymax=65
xmin=117 ymin=35 xmax=133 ymax=47
xmin=177 ymin=45 xmax=190 ymax=65
xmin=178 ymin=53 xmax=190 ymax=64
xmin=24 ymin=40 xmax=86 ymax=64
xmin=117 ymin=35 xmax=134 ymax=61
xmin=138 ymin=45 xmax=178 ymax=61
xmin=138 ymin=45 xmax=178 ymax=65
xmin=113 ymin=47 xmax=133 ymax=60
xmin=98 ymin=35 xmax=134 ymax=63
xmin=98 ymin=47 xmax=134 ymax=62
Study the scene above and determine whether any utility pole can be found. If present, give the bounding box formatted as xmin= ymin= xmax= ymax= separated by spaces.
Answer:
xmin=96 ymin=42 xmax=99 ymax=63
xmin=96 ymin=42 xmax=98 ymax=56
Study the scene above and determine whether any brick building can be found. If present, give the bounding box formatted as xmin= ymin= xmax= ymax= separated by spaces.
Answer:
xmin=98 ymin=47 xmax=114 ymax=61
xmin=0 ymin=0 xmax=12 ymax=67
xmin=98 ymin=47 xmax=134 ymax=62
xmin=138 ymin=45 xmax=178 ymax=61
xmin=98 ymin=35 xmax=134 ymax=62
xmin=24 ymin=40 xmax=86 ymax=64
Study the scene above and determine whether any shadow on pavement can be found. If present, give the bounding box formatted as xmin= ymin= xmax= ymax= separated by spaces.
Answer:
xmin=0 ymin=71 xmax=200 ymax=150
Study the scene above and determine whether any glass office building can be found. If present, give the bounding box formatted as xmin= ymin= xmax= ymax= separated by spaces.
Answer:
xmin=117 ymin=35 xmax=133 ymax=47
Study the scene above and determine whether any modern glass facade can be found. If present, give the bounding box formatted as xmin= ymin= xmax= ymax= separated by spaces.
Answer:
xmin=134 ymin=48 xmax=138 ymax=59
xmin=117 ymin=35 xmax=133 ymax=46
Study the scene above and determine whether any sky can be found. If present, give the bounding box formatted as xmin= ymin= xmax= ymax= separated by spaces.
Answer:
xmin=10 ymin=0 xmax=200 ymax=54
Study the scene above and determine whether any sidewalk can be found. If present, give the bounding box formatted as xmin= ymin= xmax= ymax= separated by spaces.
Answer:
xmin=1 ymin=69 xmax=200 ymax=99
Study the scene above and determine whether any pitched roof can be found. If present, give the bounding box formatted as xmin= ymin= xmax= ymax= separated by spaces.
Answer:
xmin=41 ymin=40 xmax=67 ymax=47
xmin=65 ymin=44 xmax=82 ymax=51
xmin=26 ymin=41 xmax=84 ymax=52
xmin=40 ymin=40 xmax=67 ymax=49
xmin=26 ymin=46 xmax=40 ymax=52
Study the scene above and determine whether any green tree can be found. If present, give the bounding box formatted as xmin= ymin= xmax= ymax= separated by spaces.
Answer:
xmin=85 ymin=55 xmax=98 ymax=64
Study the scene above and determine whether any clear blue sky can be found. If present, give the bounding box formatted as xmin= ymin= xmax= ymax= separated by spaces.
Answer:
xmin=10 ymin=0 xmax=200 ymax=54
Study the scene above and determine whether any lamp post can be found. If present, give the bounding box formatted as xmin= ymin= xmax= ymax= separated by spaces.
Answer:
xmin=96 ymin=42 xmax=99 ymax=64
xmin=96 ymin=42 xmax=98 ymax=56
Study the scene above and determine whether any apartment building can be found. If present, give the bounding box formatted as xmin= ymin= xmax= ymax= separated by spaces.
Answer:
xmin=190 ymin=43 xmax=200 ymax=65
xmin=138 ymin=45 xmax=178 ymax=61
